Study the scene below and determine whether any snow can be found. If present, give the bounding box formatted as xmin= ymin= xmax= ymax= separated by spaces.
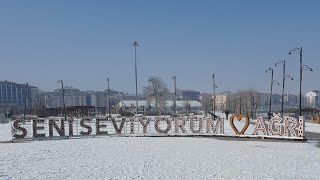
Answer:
xmin=1 ymin=118 xmax=320 ymax=179
xmin=0 ymin=123 xmax=12 ymax=141
xmin=305 ymin=122 xmax=320 ymax=134
xmin=0 ymin=136 xmax=320 ymax=179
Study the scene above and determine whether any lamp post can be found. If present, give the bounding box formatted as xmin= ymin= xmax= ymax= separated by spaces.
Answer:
xmin=212 ymin=74 xmax=217 ymax=116
xmin=24 ymin=82 xmax=28 ymax=120
xmin=57 ymin=80 xmax=66 ymax=121
xmin=238 ymin=96 xmax=242 ymax=114
xmin=172 ymin=76 xmax=177 ymax=116
xmin=132 ymin=41 xmax=139 ymax=115
xmin=233 ymin=99 xmax=237 ymax=114
xmin=249 ymin=93 xmax=255 ymax=119
xmin=289 ymin=47 xmax=303 ymax=116
xmin=107 ymin=78 xmax=111 ymax=118
xmin=275 ymin=60 xmax=294 ymax=117
xmin=265 ymin=68 xmax=279 ymax=119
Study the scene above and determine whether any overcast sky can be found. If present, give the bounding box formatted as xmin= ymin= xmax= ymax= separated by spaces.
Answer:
xmin=0 ymin=0 xmax=319 ymax=94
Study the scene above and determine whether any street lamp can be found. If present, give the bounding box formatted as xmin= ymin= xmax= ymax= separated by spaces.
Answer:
xmin=265 ymin=67 xmax=280 ymax=119
xmin=57 ymin=80 xmax=66 ymax=121
xmin=249 ymin=93 xmax=256 ymax=119
xmin=275 ymin=60 xmax=294 ymax=117
xmin=172 ymin=76 xmax=177 ymax=116
xmin=107 ymin=78 xmax=111 ymax=118
xmin=302 ymin=65 xmax=313 ymax=72
xmin=24 ymin=82 xmax=28 ymax=120
xmin=238 ymin=96 xmax=242 ymax=114
xmin=212 ymin=74 xmax=217 ymax=116
xmin=289 ymin=47 xmax=305 ymax=116
xmin=233 ymin=99 xmax=237 ymax=114
xmin=132 ymin=41 xmax=139 ymax=115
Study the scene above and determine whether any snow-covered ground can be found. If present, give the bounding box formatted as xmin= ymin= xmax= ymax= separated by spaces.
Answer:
xmin=0 ymin=136 xmax=319 ymax=179
xmin=0 ymin=123 xmax=11 ymax=141
xmin=305 ymin=122 xmax=320 ymax=134
xmin=1 ymin=118 xmax=320 ymax=179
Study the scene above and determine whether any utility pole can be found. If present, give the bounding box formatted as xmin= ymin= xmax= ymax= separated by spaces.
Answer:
xmin=289 ymin=47 xmax=303 ymax=116
xmin=107 ymin=78 xmax=111 ymax=118
xmin=132 ymin=41 xmax=139 ymax=115
xmin=239 ymin=97 xmax=242 ymax=114
xmin=24 ymin=82 xmax=28 ymax=120
xmin=249 ymin=93 xmax=255 ymax=119
xmin=57 ymin=80 xmax=66 ymax=121
xmin=172 ymin=76 xmax=177 ymax=116
xmin=275 ymin=60 xmax=286 ymax=117
xmin=212 ymin=74 xmax=216 ymax=116
xmin=266 ymin=68 xmax=273 ymax=120
xmin=265 ymin=68 xmax=279 ymax=120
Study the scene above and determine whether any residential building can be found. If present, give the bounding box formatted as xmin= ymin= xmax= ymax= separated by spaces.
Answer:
xmin=45 ymin=86 xmax=87 ymax=108
xmin=306 ymin=90 xmax=320 ymax=108
xmin=0 ymin=80 xmax=37 ymax=112
xmin=215 ymin=91 xmax=232 ymax=110
xmin=95 ymin=90 xmax=124 ymax=107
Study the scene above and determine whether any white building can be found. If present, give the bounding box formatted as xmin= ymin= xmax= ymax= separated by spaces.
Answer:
xmin=45 ymin=86 xmax=87 ymax=108
xmin=118 ymin=100 xmax=202 ymax=112
xmin=306 ymin=90 xmax=320 ymax=108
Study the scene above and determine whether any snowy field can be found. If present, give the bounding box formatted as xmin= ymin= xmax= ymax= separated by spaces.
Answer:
xmin=1 ymin=118 xmax=320 ymax=179
xmin=0 ymin=136 xmax=320 ymax=179
xmin=305 ymin=122 xmax=320 ymax=134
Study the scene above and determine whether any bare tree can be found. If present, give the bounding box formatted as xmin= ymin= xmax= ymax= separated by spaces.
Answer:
xmin=201 ymin=94 xmax=212 ymax=116
xmin=184 ymin=99 xmax=191 ymax=114
xmin=32 ymin=90 xmax=48 ymax=116
xmin=143 ymin=76 xmax=170 ymax=111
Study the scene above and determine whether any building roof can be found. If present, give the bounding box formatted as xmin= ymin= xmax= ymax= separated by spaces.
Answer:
xmin=177 ymin=90 xmax=200 ymax=93
xmin=0 ymin=80 xmax=37 ymax=88
xmin=216 ymin=91 xmax=232 ymax=95
xmin=119 ymin=100 xmax=202 ymax=107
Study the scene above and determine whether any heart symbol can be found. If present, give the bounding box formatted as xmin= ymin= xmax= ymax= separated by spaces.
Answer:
xmin=230 ymin=114 xmax=250 ymax=135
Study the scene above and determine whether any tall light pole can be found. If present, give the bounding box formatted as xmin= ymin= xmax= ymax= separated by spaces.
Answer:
xmin=238 ymin=96 xmax=242 ymax=114
xmin=289 ymin=47 xmax=313 ymax=116
xmin=57 ymin=80 xmax=66 ymax=121
xmin=265 ymin=68 xmax=279 ymax=119
xmin=172 ymin=76 xmax=177 ymax=116
xmin=249 ymin=93 xmax=255 ymax=119
xmin=212 ymin=74 xmax=217 ymax=116
xmin=132 ymin=41 xmax=139 ymax=114
xmin=233 ymin=99 xmax=237 ymax=114
xmin=24 ymin=82 xmax=28 ymax=120
xmin=107 ymin=78 xmax=111 ymax=117
xmin=275 ymin=60 xmax=294 ymax=117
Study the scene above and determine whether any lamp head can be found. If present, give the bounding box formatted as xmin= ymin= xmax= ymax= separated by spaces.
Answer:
xmin=265 ymin=67 xmax=272 ymax=73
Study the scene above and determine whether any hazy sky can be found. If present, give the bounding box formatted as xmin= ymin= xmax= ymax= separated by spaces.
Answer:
xmin=0 ymin=0 xmax=319 ymax=95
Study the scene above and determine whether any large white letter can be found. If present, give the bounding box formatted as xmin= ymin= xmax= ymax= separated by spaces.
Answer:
xmin=268 ymin=117 xmax=282 ymax=136
xmin=206 ymin=117 xmax=224 ymax=134
xmin=283 ymin=117 xmax=297 ymax=137
xmin=190 ymin=116 xmax=203 ymax=133
xmin=155 ymin=117 xmax=171 ymax=134
xmin=252 ymin=117 xmax=267 ymax=135
xmin=139 ymin=117 xmax=151 ymax=133
xmin=175 ymin=117 xmax=186 ymax=133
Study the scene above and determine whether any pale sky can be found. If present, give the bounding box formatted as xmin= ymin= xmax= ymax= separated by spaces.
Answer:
xmin=0 ymin=0 xmax=319 ymax=95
